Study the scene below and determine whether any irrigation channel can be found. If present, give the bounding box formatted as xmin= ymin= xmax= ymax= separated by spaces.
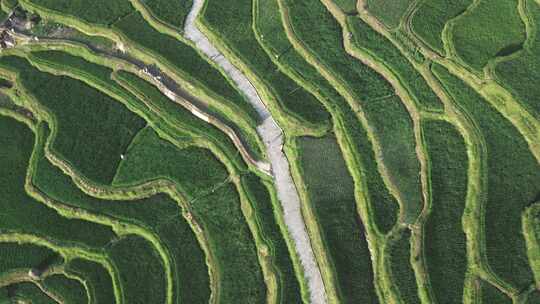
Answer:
xmin=184 ymin=1 xmax=327 ymax=303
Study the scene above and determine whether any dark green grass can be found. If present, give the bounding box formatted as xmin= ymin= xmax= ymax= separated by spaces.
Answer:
xmin=479 ymin=280 xmax=512 ymax=304
xmin=9 ymin=282 xmax=56 ymax=304
xmin=0 ymin=114 xmax=115 ymax=249
xmin=42 ymin=274 xmax=88 ymax=303
xmin=298 ymin=135 xmax=378 ymax=303
xmin=113 ymin=70 xmax=252 ymax=168
xmin=241 ymin=173 xmax=302 ymax=303
xmin=28 ymin=0 xmax=133 ymax=26
xmin=410 ymin=0 xmax=471 ymax=53
xmin=3 ymin=0 xmax=18 ymax=11
xmin=140 ymin=0 xmax=192 ymax=29
xmin=0 ymin=55 xmax=146 ymax=185
xmin=202 ymin=0 xmax=329 ymax=127
xmin=0 ymin=286 xmax=8 ymax=303
xmin=389 ymin=229 xmax=420 ymax=304
xmin=433 ymin=64 xmax=540 ymax=290
xmin=285 ymin=0 xmax=422 ymax=223
xmin=111 ymin=12 xmax=259 ymax=123
xmin=0 ymin=243 xmax=61 ymax=275
xmin=347 ymin=16 xmax=443 ymax=111
xmin=495 ymin=0 xmax=540 ymax=119
xmin=422 ymin=120 xmax=468 ymax=304
xmin=65 ymin=259 xmax=115 ymax=304
xmin=190 ymin=183 xmax=266 ymax=304
xmin=364 ymin=0 xmax=414 ymax=29
xmin=256 ymin=0 xmax=398 ymax=233
xmin=106 ymin=235 xmax=167 ymax=304
xmin=32 ymin=126 xmax=211 ymax=304
xmin=528 ymin=291 xmax=540 ymax=303
xmin=451 ymin=0 xmax=526 ymax=71
xmin=113 ymin=127 xmax=228 ymax=198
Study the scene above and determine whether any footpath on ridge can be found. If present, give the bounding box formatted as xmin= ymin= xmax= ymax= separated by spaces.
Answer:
xmin=184 ymin=1 xmax=327 ymax=303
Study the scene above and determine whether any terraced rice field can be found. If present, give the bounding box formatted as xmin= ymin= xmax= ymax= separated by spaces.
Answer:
xmin=1 ymin=0 xmax=539 ymax=303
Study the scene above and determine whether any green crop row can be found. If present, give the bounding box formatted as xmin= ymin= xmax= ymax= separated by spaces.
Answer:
xmin=0 ymin=242 xmax=61 ymax=275
xmin=494 ymin=0 xmax=540 ymax=119
xmin=22 ymin=0 xmax=261 ymax=128
xmin=241 ymin=173 xmax=303 ymax=303
xmin=284 ymin=0 xmax=422 ymax=222
xmin=389 ymin=229 xmax=420 ymax=304
xmin=139 ymin=0 xmax=193 ymax=29
xmin=479 ymin=280 xmax=512 ymax=304
xmin=347 ymin=16 xmax=443 ymax=111
xmin=451 ymin=0 xmax=526 ymax=71
xmin=32 ymin=125 xmax=211 ymax=304
xmin=433 ymin=63 xmax=540 ymax=290
xmin=410 ymin=0 xmax=471 ymax=54
xmin=113 ymin=70 xmax=252 ymax=171
xmin=0 ymin=54 xmax=146 ymax=185
xmin=111 ymin=125 xmax=267 ymax=303
xmin=26 ymin=0 xmax=133 ymax=26
xmin=106 ymin=235 xmax=167 ymax=304
xmin=363 ymin=0 xmax=413 ymax=29
xmin=422 ymin=120 xmax=468 ymax=304
xmin=256 ymin=0 xmax=398 ymax=233
xmin=9 ymin=282 xmax=56 ymax=303
xmin=65 ymin=258 xmax=116 ymax=304
xmin=42 ymin=274 xmax=89 ymax=303
xmin=0 ymin=113 xmax=117 ymax=250
xmin=201 ymin=0 xmax=330 ymax=128
xmin=297 ymin=135 xmax=379 ymax=303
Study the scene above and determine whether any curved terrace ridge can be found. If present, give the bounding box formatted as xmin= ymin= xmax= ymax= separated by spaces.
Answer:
xmin=184 ymin=1 xmax=327 ymax=303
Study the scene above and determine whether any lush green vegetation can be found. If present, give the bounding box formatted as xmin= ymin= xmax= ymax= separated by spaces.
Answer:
xmin=528 ymin=291 xmax=540 ymax=303
xmin=364 ymin=0 xmax=413 ymax=29
xmin=479 ymin=280 xmax=512 ymax=304
xmin=42 ymin=274 xmax=89 ymax=303
xmin=106 ymin=235 xmax=167 ymax=304
xmin=202 ymin=0 xmax=330 ymax=127
xmin=256 ymin=0 xmax=398 ymax=233
xmin=140 ymin=0 xmax=193 ymax=29
xmin=0 ymin=55 xmax=146 ymax=185
xmin=9 ymin=282 xmax=56 ymax=304
xmin=111 ymin=12 xmax=259 ymax=122
xmin=190 ymin=183 xmax=267 ymax=303
xmin=298 ymin=135 xmax=378 ymax=303
xmin=241 ymin=173 xmax=302 ymax=303
xmin=347 ymin=16 xmax=443 ymax=111
xmin=113 ymin=70 xmax=253 ymax=168
xmin=433 ymin=64 xmax=540 ymax=290
xmin=333 ymin=0 xmax=356 ymax=14
xmin=114 ymin=127 xmax=228 ymax=197
xmin=410 ymin=0 xmax=471 ymax=53
xmin=389 ymin=229 xmax=420 ymax=304
xmin=285 ymin=0 xmax=422 ymax=223
xmin=65 ymin=258 xmax=116 ymax=304
xmin=28 ymin=0 xmax=133 ymax=26
xmin=495 ymin=0 xmax=540 ymax=119
xmin=451 ymin=0 xmax=526 ymax=70
xmin=0 ymin=242 xmax=61 ymax=274
xmin=0 ymin=114 xmax=116 ymax=249
xmin=422 ymin=120 xmax=468 ymax=304
xmin=32 ymin=126 xmax=211 ymax=304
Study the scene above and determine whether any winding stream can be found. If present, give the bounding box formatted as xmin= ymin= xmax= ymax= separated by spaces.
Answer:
xmin=184 ymin=1 xmax=327 ymax=303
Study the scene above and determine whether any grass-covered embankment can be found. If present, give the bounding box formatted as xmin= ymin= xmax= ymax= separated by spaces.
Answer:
xmin=388 ymin=229 xmax=420 ymax=304
xmin=64 ymin=258 xmax=116 ymax=304
xmin=284 ymin=0 xmax=423 ymax=223
xmin=422 ymin=120 xmax=468 ymax=304
xmin=200 ymin=0 xmax=330 ymax=130
xmin=41 ymin=274 xmax=89 ymax=303
xmin=433 ymin=63 xmax=540 ymax=291
xmin=296 ymin=135 xmax=379 ymax=303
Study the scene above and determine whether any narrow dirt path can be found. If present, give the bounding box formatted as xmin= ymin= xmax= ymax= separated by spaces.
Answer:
xmin=184 ymin=1 xmax=327 ymax=304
